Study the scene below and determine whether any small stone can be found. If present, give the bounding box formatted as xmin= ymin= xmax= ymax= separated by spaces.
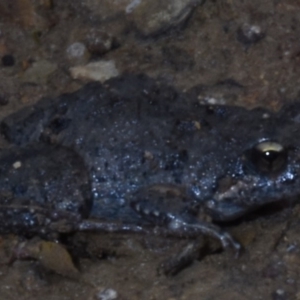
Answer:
xmin=13 ymin=161 xmax=22 ymax=169
xmin=67 ymin=43 xmax=85 ymax=58
xmin=66 ymin=42 xmax=90 ymax=64
xmin=126 ymin=0 xmax=142 ymax=13
xmin=85 ymin=29 xmax=116 ymax=56
xmin=128 ymin=0 xmax=205 ymax=36
xmin=69 ymin=60 xmax=119 ymax=82
xmin=94 ymin=288 xmax=118 ymax=300
xmin=199 ymin=96 xmax=226 ymax=105
xmin=1 ymin=54 xmax=15 ymax=67
xmin=236 ymin=23 xmax=265 ymax=46
xmin=37 ymin=241 xmax=79 ymax=278
xmin=272 ymin=289 xmax=286 ymax=300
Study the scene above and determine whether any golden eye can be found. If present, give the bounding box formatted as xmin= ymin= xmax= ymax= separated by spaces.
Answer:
xmin=250 ymin=141 xmax=287 ymax=173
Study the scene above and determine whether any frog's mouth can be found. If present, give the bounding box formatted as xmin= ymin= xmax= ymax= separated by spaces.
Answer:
xmin=207 ymin=175 xmax=259 ymax=222
xmin=205 ymin=199 xmax=250 ymax=222
xmin=207 ymin=172 xmax=295 ymax=222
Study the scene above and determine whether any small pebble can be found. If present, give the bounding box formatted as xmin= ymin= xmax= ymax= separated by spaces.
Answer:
xmin=129 ymin=0 xmax=205 ymax=37
xmin=1 ymin=54 xmax=15 ymax=67
xmin=13 ymin=161 xmax=22 ymax=169
xmin=272 ymin=288 xmax=286 ymax=300
xmin=69 ymin=60 xmax=119 ymax=82
xmin=66 ymin=42 xmax=90 ymax=64
xmin=236 ymin=23 xmax=265 ymax=46
xmin=66 ymin=42 xmax=87 ymax=59
xmin=126 ymin=0 xmax=142 ymax=13
xmin=85 ymin=29 xmax=116 ymax=56
xmin=95 ymin=288 xmax=118 ymax=300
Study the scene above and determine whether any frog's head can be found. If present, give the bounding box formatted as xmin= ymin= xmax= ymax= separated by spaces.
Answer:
xmin=206 ymin=102 xmax=300 ymax=222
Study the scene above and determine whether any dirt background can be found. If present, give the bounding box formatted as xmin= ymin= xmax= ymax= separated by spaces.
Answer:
xmin=0 ymin=0 xmax=300 ymax=299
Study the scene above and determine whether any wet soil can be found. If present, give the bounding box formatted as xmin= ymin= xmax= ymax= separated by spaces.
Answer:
xmin=0 ymin=0 xmax=300 ymax=299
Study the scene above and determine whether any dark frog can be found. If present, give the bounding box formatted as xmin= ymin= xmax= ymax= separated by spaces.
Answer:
xmin=1 ymin=74 xmax=300 ymax=256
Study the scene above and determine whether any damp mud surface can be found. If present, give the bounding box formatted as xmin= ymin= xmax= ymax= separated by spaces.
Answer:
xmin=1 ymin=1 xmax=300 ymax=299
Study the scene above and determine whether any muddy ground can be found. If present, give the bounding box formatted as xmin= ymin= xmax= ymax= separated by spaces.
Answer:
xmin=0 ymin=0 xmax=300 ymax=299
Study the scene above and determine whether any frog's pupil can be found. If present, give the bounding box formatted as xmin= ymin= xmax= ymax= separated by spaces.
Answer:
xmin=249 ymin=142 xmax=287 ymax=173
xmin=263 ymin=150 xmax=277 ymax=162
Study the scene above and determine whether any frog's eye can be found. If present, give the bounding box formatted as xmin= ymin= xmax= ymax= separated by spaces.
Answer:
xmin=250 ymin=141 xmax=287 ymax=173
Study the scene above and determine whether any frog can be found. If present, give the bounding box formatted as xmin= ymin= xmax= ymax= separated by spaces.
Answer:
xmin=1 ymin=73 xmax=300 ymax=259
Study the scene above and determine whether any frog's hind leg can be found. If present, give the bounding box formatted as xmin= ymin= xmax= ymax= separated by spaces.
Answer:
xmin=78 ymin=216 xmax=241 ymax=255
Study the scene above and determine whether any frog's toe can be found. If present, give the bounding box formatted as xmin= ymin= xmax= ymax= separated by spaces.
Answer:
xmin=219 ymin=231 xmax=242 ymax=256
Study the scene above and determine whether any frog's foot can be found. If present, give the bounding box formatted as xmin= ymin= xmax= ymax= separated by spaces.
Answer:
xmin=163 ymin=218 xmax=242 ymax=256
xmin=220 ymin=232 xmax=242 ymax=258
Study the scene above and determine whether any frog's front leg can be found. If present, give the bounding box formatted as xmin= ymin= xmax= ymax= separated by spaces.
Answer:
xmin=131 ymin=184 xmax=241 ymax=253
